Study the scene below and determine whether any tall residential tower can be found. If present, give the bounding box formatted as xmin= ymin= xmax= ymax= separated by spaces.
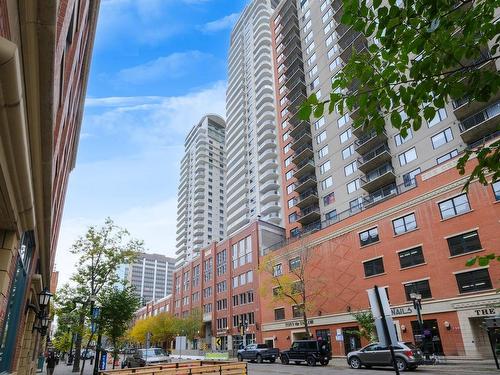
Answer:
xmin=225 ymin=0 xmax=283 ymax=235
xmin=176 ymin=114 xmax=226 ymax=268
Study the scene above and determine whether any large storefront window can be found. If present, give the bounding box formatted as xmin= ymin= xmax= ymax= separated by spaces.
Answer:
xmin=410 ymin=319 xmax=444 ymax=355
xmin=0 ymin=232 xmax=34 ymax=371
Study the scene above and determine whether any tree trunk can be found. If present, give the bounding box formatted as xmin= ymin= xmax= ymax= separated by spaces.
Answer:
xmin=72 ymin=312 xmax=85 ymax=372
xmin=79 ymin=332 xmax=95 ymax=375
xmin=303 ymin=312 xmax=310 ymax=338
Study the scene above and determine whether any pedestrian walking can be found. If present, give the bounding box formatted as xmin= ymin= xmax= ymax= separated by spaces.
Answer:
xmin=46 ymin=352 xmax=57 ymax=375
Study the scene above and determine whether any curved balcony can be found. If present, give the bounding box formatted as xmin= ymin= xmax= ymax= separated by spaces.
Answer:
xmin=259 ymin=158 xmax=279 ymax=175
xmin=194 ymin=185 xmax=204 ymax=195
xmin=261 ymin=201 xmax=281 ymax=216
xmin=261 ymin=190 xmax=280 ymax=205
xmin=257 ymin=121 xmax=275 ymax=137
xmin=259 ymin=168 xmax=279 ymax=184
xmin=258 ymin=138 xmax=277 ymax=154
xmin=258 ymin=148 xmax=277 ymax=164
xmin=193 ymin=206 xmax=204 ymax=215
xmin=260 ymin=179 xmax=280 ymax=194
xmin=257 ymin=130 xmax=276 ymax=144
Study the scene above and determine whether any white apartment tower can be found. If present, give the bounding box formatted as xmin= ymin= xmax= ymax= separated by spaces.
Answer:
xmin=225 ymin=0 xmax=282 ymax=235
xmin=176 ymin=114 xmax=226 ymax=268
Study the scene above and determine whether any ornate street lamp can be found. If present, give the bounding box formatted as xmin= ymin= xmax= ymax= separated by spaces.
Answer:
xmin=38 ymin=288 xmax=53 ymax=310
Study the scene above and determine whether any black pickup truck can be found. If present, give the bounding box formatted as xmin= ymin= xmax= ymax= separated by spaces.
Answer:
xmin=280 ymin=340 xmax=331 ymax=366
xmin=237 ymin=344 xmax=280 ymax=363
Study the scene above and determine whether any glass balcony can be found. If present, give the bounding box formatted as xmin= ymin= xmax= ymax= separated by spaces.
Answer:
xmin=294 ymin=175 xmax=317 ymax=194
xmin=354 ymin=130 xmax=388 ymax=154
xmin=459 ymin=101 xmax=500 ymax=144
xmin=296 ymin=189 xmax=319 ymax=209
xmin=357 ymin=143 xmax=392 ymax=172
xmin=297 ymin=205 xmax=321 ymax=225
xmin=360 ymin=163 xmax=396 ymax=193
xmin=293 ymin=159 xmax=315 ymax=180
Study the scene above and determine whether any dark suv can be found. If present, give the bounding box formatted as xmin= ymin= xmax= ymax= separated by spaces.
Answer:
xmin=280 ymin=340 xmax=331 ymax=366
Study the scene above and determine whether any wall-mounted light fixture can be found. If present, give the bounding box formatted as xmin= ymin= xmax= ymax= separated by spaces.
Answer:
xmin=401 ymin=324 xmax=406 ymax=333
xmin=444 ymin=321 xmax=451 ymax=330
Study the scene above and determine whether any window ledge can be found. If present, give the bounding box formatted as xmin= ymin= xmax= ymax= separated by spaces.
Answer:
xmin=458 ymin=288 xmax=495 ymax=296
xmin=364 ymin=272 xmax=386 ymax=279
xmin=448 ymin=248 xmax=484 ymax=259
xmin=360 ymin=240 xmax=381 ymax=249
xmin=400 ymin=262 xmax=427 ymax=271
xmin=393 ymin=227 xmax=419 ymax=238
xmin=440 ymin=209 xmax=474 ymax=222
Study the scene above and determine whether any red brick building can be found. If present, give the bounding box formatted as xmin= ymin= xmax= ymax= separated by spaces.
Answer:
xmin=0 ymin=1 xmax=99 ymax=373
xmin=172 ymin=221 xmax=284 ymax=351
xmin=259 ymin=157 xmax=500 ymax=359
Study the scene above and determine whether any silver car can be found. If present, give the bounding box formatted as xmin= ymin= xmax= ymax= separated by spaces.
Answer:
xmin=347 ymin=342 xmax=423 ymax=371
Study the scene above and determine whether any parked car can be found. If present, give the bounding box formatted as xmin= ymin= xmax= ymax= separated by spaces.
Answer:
xmin=124 ymin=348 xmax=170 ymax=368
xmin=80 ymin=349 xmax=95 ymax=359
xmin=347 ymin=342 xmax=424 ymax=371
xmin=280 ymin=340 xmax=331 ymax=366
xmin=237 ymin=344 xmax=280 ymax=363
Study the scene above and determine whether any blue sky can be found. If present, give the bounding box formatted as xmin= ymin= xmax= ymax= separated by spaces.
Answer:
xmin=56 ymin=0 xmax=248 ymax=285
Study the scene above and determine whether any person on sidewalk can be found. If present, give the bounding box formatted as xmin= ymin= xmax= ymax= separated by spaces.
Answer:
xmin=46 ymin=352 xmax=57 ymax=375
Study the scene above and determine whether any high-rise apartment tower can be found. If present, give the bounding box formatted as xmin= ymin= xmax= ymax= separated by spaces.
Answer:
xmin=225 ymin=0 xmax=283 ymax=235
xmin=273 ymin=0 xmax=499 ymax=238
xmin=176 ymin=114 xmax=226 ymax=268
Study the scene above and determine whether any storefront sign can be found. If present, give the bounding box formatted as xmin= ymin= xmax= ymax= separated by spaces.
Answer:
xmin=335 ymin=334 xmax=344 ymax=341
xmin=284 ymin=319 xmax=314 ymax=328
xmin=390 ymin=306 xmax=414 ymax=316
xmin=474 ymin=308 xmax=496 ymax=316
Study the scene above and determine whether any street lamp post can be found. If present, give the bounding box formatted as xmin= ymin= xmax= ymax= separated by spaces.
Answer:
xmin=409 ymin=292 xmax=423 ymax=331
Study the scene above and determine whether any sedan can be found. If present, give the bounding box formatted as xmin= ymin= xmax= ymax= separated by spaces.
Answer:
xmin=347 ymin=342 xmax=423 ymax=371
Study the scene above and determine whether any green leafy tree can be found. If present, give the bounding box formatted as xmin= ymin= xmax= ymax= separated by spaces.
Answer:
xmin=299 ymin=0 xmax=499 ymax=267
xmin=300 ymin=0 xmax=499 ymax=188
xmin=178 ymin=308 xmax=203 ymax=342
xmin=99 ymin=286 xmax=140 ymax=368
xmin=346 ymin=311 xmax=377 ymax=343
xmin=68 ymin=218 xmax=143 ymax=373
xmin=151 ymin=313 xmax=181 ymax=349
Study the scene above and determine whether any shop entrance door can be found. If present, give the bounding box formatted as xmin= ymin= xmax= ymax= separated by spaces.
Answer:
xmin=470 ymin=317 xmax=492 ymax=358
xmin=342 ymin=327 xmax=361 ymax=355
xmin=411 ymin=319 xmax=444 ymax=355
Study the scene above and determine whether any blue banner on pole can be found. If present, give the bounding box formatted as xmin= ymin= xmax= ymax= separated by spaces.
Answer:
xmin=99 ymin=352 xmax=107 ymax=370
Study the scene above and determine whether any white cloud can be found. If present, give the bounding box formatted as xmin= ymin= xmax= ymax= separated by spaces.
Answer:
xmin=201 ymin=13 xmax=240 ymax=33
xmin=117 ymin=51 xmax=213 ymax=84
xmin=55 ymin=82 xmax=227 ymax=288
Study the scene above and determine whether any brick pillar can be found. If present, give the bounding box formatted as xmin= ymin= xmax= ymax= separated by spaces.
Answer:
xmin=0 ymin=230 xmax=18 ymax=331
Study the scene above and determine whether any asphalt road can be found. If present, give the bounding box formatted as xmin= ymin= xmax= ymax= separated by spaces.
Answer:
xmin=246 ymin=359 xmax=499 ymax=374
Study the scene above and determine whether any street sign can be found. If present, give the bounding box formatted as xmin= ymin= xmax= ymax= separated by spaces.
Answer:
xmin=216 ymin=337 xmax=222 ymax=348
xmin=99 ymin=352 xmax=107 ymax=370
xmin=335 ymin=334 xmax=344 ymax=341
xmin=91 ymin=307 xmax=100 ymax=334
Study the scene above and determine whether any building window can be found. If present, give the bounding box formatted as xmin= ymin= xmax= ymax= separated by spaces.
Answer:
xmin=310 ymin=77 xmax=320 ymax=90
xmin=363 ymin=257 xmax=384 ymax=277
xmin=325 ymin=209 xmax=337 ymax=221
xmin=285 ymin=156 xmax=292 ymax=167
xmin=320 ymin=160 xmax=331 ymax=174
xmin=340 ymin=128 xmax=352 ymax=143
xmin=428 ymin=107 xmax=447 ymax=127
xmin=447 ymin=230 xmax=482 ymax=257
xmin=288 ymin=198 xmax=297 ymax=208
xmin=342 ymin=144 xmax=354 ymax=159
xmin=399 ymin=246 xmax=425 ymax=269
xmin=286 ymin=170 xmax=294 ymax=180
xmin=274 ymin=308 xmax=285 ymax=321
xmin=404 ymin=280 xmax=432 ymax=300
xmin=306 ymin=52 xmax=316 ymax=66
xmin=394 ymin=128 xmax=413 ymax=146
xmin=289 ymin=213 xmax=298 ymax=223
xmin=316 ymin=130 xmax=327 ymax=144
xmin=438 ymin=194 xmax=471 ymax=219
xmin=273 ymin=263 xmax=283 ymax=277
xmin=456 ymin=269 xmax=492 ymax=294
xmin=436 ymin=149 xmax=458 ymax=165
xmin=337 ymin=113 xmax=350 ymax=128
xmin=347 ymin=179 xmax=360 ymax=194
xmin=305 ymin=31 xmax=313 ymax=44
xmin=321 ymin=176 xmax=333 ymax=190
xmin=431 ymin=128 xmax=453 ymax=149
xmin=232 ymin=236 xmax=252 ymax=269
xmin=308 ymin=65 xmax=318 ymax=78
xmin=318 ymin=145 xmax=329 ymax=158
xmin=350 ymin=197 xmax=363 ymax=213
xmin=392 ymin=213 xmax=417 ymax=235
xmin=323 ymin=192 xmax=335 ymax=206
xmin=399 ymin=147 xmax=417 ymax=166
xmin=327 ymin=44 xmax=339 ymax=59
xmin=329 ymin=56 xmax=342 ymax=71
xmin=289 ymin=257 xmax=301 ymax=271
xmin=359 ymin=227 xmax=379 ymax=246
xmin=292 ymin=304 xmax=304 ymax=318
xmin=284 ymin=144 xmax=291 ymax=153
xmin=344 ymin=161 xmax=357 ymax=176
xmin=403 ymin=168 xmax=421 ymax=187
xmin=493 ymin=181 xmax=500 ymax=201
xmin=287 ymin=184 xmax=295 ymax=194
xmin=314 ymin=117 xmax=325 ymax=130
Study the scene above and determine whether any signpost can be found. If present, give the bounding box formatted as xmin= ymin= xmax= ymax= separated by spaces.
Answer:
xmin=368 ymin=286 xmax=400 ymax=375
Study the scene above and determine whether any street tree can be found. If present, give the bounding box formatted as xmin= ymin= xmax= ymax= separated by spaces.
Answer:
xmin=128 ymin=317 xmax=155 ymax=345
xmin=69 ymin=218 xmax=143 ymax=373
xmin=347 ymin=311 xmax=377 ymax=343
xmin=151 ymin=313 xmax=181 ymax=350
xmin=300 ymin=0 xmax=499 ymax=188
xmin=259 ymin=240 xmax=328 ymax=337
xmin=99 ymin=286 xmax=140 ymax=368
xmin=178 ymin=308 xmax=203 ymax=342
